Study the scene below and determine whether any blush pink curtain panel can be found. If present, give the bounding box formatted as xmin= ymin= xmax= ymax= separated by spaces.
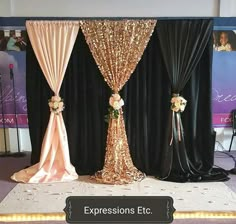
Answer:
xmin=11 ymin=21 xmax=80 ymax=183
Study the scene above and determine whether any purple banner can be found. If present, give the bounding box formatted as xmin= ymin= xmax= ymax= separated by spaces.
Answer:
xmin=212 ymin=28 xmax=236 ymax=127
xmin=0 ymin=114 xmax=28 ymax=127
xmin=212 ymin=51 xmax=236 ymax=127
xmin=0 ymin=51 xmax=27 ymax=128
xmin=0 ymin=27 xmax=27 ymax=128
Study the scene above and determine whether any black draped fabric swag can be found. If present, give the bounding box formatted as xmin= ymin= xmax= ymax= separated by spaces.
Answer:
xmin=156 ymin=20 xmax=228 ymax=182
xmin=157 ymin=19 xmax=224 ymax=182
xmin=26 ymin=21 xmax=228 ymax=182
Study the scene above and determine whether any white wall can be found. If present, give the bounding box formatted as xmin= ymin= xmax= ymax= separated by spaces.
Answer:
xmin=1 ymin=0 xmax=220 ymax=17
xmin=219 ymin=0 xmax=236 ymax=16
xmin=1 ymin=0 xmax=236 ymax=152
xmin=0 ymin=0 xmax=11 ymax=17
xmin=215 ymin=128 xmax=236 ymax=151
xmin=0 ymin=128 xmax=31 ymax=152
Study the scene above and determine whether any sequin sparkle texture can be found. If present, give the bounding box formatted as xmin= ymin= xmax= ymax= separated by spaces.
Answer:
xmin=81 ymin=20 xmax=156 ymax=184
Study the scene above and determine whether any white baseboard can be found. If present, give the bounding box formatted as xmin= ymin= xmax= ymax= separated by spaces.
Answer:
xmin=215 ymin=127 xmax=236 ymax=151
xmin=0 ymin=128 xmax=32 ymax=152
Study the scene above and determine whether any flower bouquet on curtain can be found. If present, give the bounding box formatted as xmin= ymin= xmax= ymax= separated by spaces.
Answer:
xmin=171 ymin=94 xmax=187 ymax=113
xmin=169 ymin=94 xmax=187 ymax=145
xmin=104 ymin=93 xmax=124 ymax=122
xmin=48 ymin=96 xmax=64 ymax=114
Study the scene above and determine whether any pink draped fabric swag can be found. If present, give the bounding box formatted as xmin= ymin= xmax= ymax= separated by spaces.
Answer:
xmin=11 ymin=21 xmax=80 ymax=183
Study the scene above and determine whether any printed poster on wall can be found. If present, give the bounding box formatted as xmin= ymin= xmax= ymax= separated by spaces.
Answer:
xmin=0 ymin=27 xmax=27 ymax=128
xmin=212 ymin=27 xmax=236 ymax=127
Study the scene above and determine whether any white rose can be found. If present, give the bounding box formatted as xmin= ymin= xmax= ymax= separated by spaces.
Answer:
xmin=180 ymin=105 xmax=185 ymax=112
xmin=180 ymin=97 xmax=187 ymax=104
xmin=113 ymin=101 xmax=121 ymax=110
xmin=119 ymin=99 xmax=124 ymax=107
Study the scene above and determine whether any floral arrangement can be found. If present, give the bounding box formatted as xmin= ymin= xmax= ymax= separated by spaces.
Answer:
xmin=171 ymin=95 xmax=187 ymax=113
xmin=48 ymin=96 xmax=64 ymax=115
xmin=105 ymin=93 xmax=124 ymax=122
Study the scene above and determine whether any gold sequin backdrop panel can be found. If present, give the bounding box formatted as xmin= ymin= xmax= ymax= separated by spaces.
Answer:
xmin=81 ymin=20 xmax=156 ymax=184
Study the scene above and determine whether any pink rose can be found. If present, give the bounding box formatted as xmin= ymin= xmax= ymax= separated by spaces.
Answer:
xmin=171 ymin=97 xmax=177 ymax=103
xmin=59 ymin=102 xmax=64 ymax=109
xmin=51 ymin=96 xmax=61 ymax=102
xmin=112 ymin=94 xmax=121 ymax=101
xmin=48 ymin=102 xmax=53 ymax=108
xmin=109 ymin=97 xmax=115 ymax=107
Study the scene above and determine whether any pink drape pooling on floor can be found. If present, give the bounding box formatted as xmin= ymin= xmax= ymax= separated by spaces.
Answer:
xmin=11 ymin=21 xmax=80 ymax=183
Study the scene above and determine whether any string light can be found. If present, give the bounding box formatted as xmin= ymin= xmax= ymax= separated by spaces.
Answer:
xmin=1 ymin=211 xmax=236 ymax=222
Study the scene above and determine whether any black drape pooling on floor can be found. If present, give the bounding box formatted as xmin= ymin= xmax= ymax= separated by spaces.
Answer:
xmin=157 ymin=19 xmax=228 ymax=182
xmin=26 ymin=22 xmax=228 ymax=182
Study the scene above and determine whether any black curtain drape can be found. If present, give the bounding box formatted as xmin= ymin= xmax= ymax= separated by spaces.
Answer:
xmin=157 ymin=19 xmax=219 ymax=181
xmin=26 ymin=21 xmax=228 ymax=182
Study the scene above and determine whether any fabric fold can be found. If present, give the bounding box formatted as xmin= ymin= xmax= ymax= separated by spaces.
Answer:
xmin=11 ymin=21 xmax=80 ymax=183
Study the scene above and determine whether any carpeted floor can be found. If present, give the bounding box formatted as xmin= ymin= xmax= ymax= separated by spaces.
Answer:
xmin=0 ymin=152 xmax=30 ymax=203
xmin=0 ymin=151 xmax=236 ymax=224
xmin=214 ymin=151 xmax=236 ymax=192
